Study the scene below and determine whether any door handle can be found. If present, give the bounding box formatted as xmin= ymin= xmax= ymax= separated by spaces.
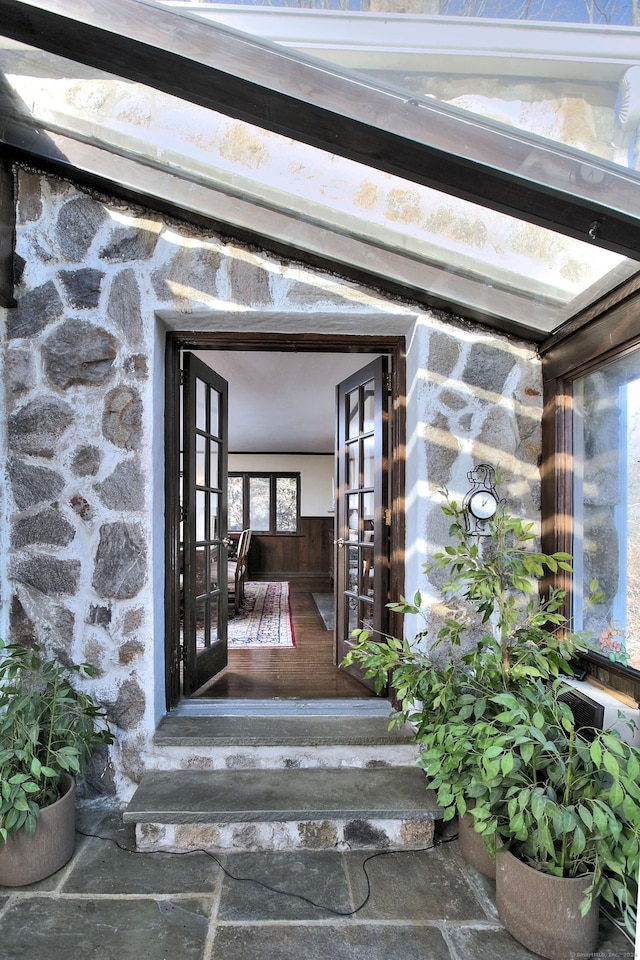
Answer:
xmin=222 ymin=537 xmax=232 ymax=547
xmin=333 ymin=538 xmax=345 ymax=547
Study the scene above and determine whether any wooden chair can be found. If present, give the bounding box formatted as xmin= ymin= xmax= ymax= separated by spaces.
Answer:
xmin=228 ymin=528 xmax=251 ymax=614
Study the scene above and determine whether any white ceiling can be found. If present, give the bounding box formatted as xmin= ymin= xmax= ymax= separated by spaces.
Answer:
xmin=196 ymin=351 xmax=379 ymax=454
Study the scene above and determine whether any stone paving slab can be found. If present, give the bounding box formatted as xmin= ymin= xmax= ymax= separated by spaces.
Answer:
xmin=217 ymin=850 xmax=354 ymax=921
xmin=208 ymin=923 xmax=452 ymax=960
xmin=0 ymin=895 xmax=212 ymax=960
xmin=154 ymin=714 xmax=417 ymax=746
xmin=343 ymin=844 xmax=493 ymax=923
xmin=0 ymin=814 xmax=634 ymax=960
xmin=124 ymin=767 xmax=439 ymax=823
xmin=444 ymin=920 xmax=635 ymax=960
xmin=63 ymin=833 xmax=222 ymax=896
xmin=173 ymin=698 xmax=394 ymax=718
xmin=76 ymin=807 xmax=137 ymax=846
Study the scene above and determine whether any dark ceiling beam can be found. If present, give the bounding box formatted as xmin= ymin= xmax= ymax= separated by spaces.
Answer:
xmin=0 ymin=156 xmax=15 ymax=307
xmin=1 ymin=0 xmax=640 ymax=262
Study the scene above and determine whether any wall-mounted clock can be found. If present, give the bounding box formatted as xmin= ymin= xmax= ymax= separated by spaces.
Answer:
xmin=462 ymin=464 xmax=500 ymax=535
xmin=467 ymin=489 xmax=499 ymax=521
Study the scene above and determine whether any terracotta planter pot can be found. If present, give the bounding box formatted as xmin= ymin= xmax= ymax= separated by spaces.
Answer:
xmin=0 ymin=775 xmax=76 ymax=887
xmin=496 ymin=848 xmax=600 ymax=960
xmin=458 ymin=813 xmax=496 ymax=879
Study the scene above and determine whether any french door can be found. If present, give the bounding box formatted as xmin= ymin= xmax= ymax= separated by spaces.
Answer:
xmin=335 ymin=356 xmax=390 ymax=690
xmin=181 ymin=352 xmax=230 ymax=695
xmin=165 ymin=335 xmax=404 ymax=710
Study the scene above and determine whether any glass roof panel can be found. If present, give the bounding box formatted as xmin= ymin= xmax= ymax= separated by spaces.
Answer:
xmin=1 ymin=0 xmax=640 ymax=339
xmin=5 ymin=0 xmax=640 ymax=262
xmin=0 ymin=36 xmax=636 ymax=335
xmin=164 ymin=1 xmax=640 ymax=175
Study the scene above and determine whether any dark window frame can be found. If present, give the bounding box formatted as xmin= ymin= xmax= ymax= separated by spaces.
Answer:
xmin=228 ymin=471 xmax=301 ymax=536
xmin=541 ymin=285 xmax=640 ymax=699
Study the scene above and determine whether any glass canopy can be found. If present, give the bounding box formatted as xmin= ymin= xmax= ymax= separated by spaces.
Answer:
xmin=166 ymin=1 xmax=640 ymax=167
xmin=0 ymin=0 xmax=639 ymax=339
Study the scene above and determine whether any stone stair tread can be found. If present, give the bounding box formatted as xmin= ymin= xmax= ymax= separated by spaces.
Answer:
xmin=124 ymin=767 xmax=440 ymax=824
xmin=153 ymin=714 xmax=416 ymax=747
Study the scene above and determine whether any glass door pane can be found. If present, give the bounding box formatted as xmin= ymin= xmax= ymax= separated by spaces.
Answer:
xmin=335 ymin=357 xmax=389 ymax=691
xmin=572 ymin=353 xmax=640 ymax=674
xmin=182 ymin=352 xmax=229 ymax=695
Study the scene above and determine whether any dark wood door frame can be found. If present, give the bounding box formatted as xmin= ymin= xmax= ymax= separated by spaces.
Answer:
xmin=335 ymin=356 xmax=389 ymax=690
xmin=165 ymin=331 xmax=406 ymax=710
xmin=182 ymin=352 xmax=230 ymax=695
xmin=540 ymin=286 xmax=640 ymax=700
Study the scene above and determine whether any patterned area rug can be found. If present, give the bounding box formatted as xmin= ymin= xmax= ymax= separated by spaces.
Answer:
xmin=227 ymin=581 xmax=295 ymax=648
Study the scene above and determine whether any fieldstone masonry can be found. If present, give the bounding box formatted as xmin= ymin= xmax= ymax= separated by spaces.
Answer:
xmin=0 ymin=168 xmax=543 ymax=804
xmin=42 ymin=318 xmax=117 ymax=388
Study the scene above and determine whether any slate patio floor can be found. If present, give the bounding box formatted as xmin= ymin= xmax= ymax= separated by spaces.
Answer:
xmin=0 ymin=808 xmax=635 ymax=960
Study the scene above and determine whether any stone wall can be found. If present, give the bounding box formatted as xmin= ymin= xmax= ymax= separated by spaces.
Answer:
xmin=403 ymin=316 xmax=542 ymax=652
xmin=0 ymin=169 xmax=542 ymax=802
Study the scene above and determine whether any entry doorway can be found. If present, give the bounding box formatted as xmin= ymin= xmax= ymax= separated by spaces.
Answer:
xmin=164 ymin=333 xmax=406 ymax=710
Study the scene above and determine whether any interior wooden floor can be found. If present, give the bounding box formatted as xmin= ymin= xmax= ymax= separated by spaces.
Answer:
xmin=194 ymin=578 xmax=376 ymax=699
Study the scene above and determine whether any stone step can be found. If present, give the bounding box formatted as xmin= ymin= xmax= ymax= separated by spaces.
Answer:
xmin=124 ymin=767 xmax=441 ymax=853
xmin=147 ymin=713 xmax=420 ymax=770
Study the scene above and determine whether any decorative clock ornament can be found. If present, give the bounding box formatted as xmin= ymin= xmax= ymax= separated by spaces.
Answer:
xmin=468 ymin=489 xmax=498 ymax=520
xmin=462 ymin=464 xmax=500 ymax=535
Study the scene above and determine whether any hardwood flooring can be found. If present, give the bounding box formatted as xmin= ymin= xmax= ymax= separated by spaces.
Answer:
xmin=194 ymin=579 xmax=375 ymax=699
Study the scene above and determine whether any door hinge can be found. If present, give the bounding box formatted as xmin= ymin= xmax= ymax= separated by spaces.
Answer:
xmin=179 ymin=369 xmax=185 ymax=386
xmin=384 ymin=508 xmax=392 ymax=526
xmin=179 ymin=505 xmax=187 ymax=523
xmin=384 ymin=372 xmax=393 ymax=392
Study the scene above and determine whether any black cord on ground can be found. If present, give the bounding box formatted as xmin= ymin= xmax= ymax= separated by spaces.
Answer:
xmin=75 ymin=826 xmax=459 ymax=918
xmin=599 ymin=903 xmax=636 ymax=946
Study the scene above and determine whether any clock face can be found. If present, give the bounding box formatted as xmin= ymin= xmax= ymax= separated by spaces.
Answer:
xmin=468 ymin=490 xmax=498 ymax=521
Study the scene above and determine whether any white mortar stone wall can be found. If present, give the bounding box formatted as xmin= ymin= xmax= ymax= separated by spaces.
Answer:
xmin=0 ymin=169 xmax=542 ymax=804
xmin=135 ymin=816 xmax=435 ymax=854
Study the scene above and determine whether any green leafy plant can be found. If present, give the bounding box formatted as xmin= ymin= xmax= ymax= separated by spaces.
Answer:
xmin=468 ymin=680 xmax=640 ymax=936
xmin=0 ymin=639 xmax=113 ymax=843
xmin=342 ymin=486 xmax=640 ymax=933
xmin=410 ymin=487 xmax=589 ymax=685
xmin=343 ymin=487 xmax=589 ymax=825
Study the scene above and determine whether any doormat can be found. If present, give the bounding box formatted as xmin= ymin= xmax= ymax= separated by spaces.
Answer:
xmin=312 ymin=593 xmax=334 ymax=631
xmin=228 ymin=581 xmax=295 ymax=648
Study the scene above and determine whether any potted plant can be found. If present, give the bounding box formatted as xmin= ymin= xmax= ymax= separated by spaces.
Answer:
xmin=343 ymin=484 xmax=640 ymax=956
xmin=467 ymin=680 xmax=640 ymax=958
xmin=0 ymin=639 xmax=113 ymax=886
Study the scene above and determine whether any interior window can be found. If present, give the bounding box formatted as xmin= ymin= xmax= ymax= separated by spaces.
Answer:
xmin=228 ymin=475 xmax=244 ymax=532
xmin=228 ymin=472 xmax=300 ymax=535
xmin=572 ymin=351 xmax=640 ymax=674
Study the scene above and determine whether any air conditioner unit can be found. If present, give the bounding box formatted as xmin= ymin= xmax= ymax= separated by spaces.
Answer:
xmin=559 ymin=677 xmax=640 ymax=748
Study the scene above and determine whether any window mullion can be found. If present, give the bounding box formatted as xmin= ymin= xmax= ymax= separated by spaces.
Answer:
xmin=271 ymin=475 xmax=277 ymax=535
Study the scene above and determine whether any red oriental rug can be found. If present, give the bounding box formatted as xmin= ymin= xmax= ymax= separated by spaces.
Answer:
xmin=227 ymin=581 xmax=295 ymax=648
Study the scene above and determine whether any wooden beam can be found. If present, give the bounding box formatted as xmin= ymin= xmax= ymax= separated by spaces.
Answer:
xmin=2 ymin=0 xmax=640 ymax=260
xmin=541 ymin=287 xmax=640 ymax=382
xmin=0 ymin=155 xmax=15 ymax=307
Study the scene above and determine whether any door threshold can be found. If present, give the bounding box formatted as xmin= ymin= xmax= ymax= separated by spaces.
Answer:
xmin=172 ymin=698 xmax=393 ymax=718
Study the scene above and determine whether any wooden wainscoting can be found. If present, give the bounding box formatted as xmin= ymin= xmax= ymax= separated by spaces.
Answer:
xmin=247 ymin=516 xmax=333 ymax=580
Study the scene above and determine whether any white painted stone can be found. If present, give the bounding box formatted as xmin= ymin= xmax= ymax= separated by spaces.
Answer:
xmin=135 ymin=817 xmax=435 ymax=853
